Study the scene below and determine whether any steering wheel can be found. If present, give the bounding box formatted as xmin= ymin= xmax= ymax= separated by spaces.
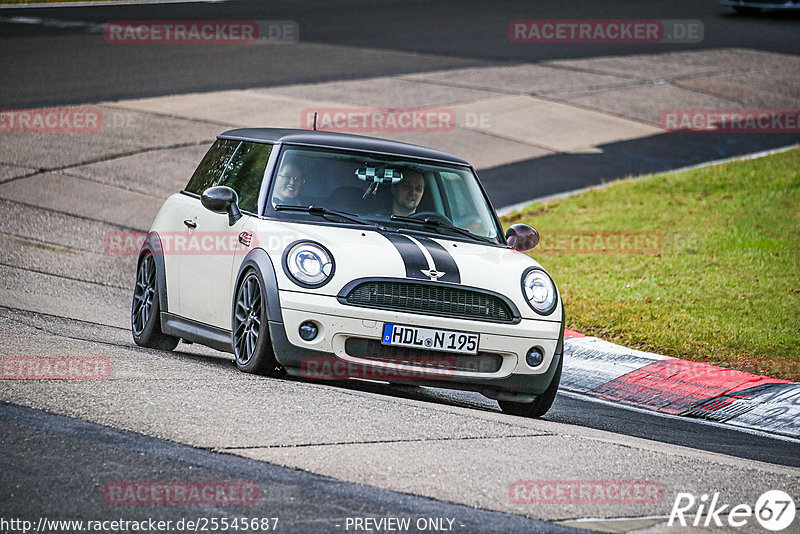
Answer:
xmin=411 ymin=211 xmax=453 ymax=225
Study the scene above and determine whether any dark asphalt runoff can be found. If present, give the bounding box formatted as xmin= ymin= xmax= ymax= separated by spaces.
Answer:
xmin=0 ymin=401 xmax=588 ymax=534
xmin=1 ymin=0 xmax=799 ymax=107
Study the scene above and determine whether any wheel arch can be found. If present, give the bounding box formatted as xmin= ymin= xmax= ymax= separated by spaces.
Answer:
xmin=232 ymin=248 xmax=283 ymax=328
xmin=137 ymin=231 xmax=169 ymax=314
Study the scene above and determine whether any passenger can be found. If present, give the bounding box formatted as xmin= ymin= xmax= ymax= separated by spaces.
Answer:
xmin=390 ymin=170 xmax=425 ymax=216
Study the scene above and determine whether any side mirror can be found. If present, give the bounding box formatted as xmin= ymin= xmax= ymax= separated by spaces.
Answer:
xmin=505 ymin=223 xmax=539 ymax=251
xmin=201 ymin=186 xmax=242 ymax=226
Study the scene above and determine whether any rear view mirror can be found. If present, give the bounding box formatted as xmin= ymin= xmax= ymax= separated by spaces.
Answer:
xmin=355 ymin=167 xmax=403 ymax=184
xmin=505 ymin=223 xmax=539 ymax=251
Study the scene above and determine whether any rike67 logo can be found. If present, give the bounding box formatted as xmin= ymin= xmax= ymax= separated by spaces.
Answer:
xmin=669 ymin=490 xmax=796 ymax=531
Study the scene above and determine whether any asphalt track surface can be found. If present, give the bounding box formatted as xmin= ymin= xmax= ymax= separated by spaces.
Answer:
xmin=1 ymin=0 xmax=798 ymax=207
xmin=1 ymin=0 xmax=799 ymax=531
xmin=345 ymin=383 xmax=800 ymax=469
xmin=0 ymin=300 xmax=797 ymax=531
xmin=2 ymin=0 xmax=800 ymax=107
xmin=0 ymin=401 xmax=586 ymax=534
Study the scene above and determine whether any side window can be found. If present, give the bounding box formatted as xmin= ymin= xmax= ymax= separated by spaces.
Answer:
xmin=440 ymin=172 xmax=474 ymax=223
xmin=184 ymin=139 xmax=238 ymax=195
xmin=217 ymin=142 xmax=273 ymax=213
xmin=440 ymin=171 xmax=492 ymax=237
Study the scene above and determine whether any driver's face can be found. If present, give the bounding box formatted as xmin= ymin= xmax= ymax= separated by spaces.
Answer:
xmin=276 ymin=162 xmax=304 ymax=200
xmin=393 ymin=172 xmax=424 ymax=215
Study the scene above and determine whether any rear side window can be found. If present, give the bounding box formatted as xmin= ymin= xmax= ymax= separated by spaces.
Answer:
xmin=184 ymin=139 xmax=273 ymax=213
xmin=217 ymin=142 xmax=273 ymax=213
xmin=184 ymin=139 xmax=239 ymax=195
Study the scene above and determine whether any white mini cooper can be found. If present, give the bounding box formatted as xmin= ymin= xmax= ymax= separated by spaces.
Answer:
xmin=132 ymin=128 xmax=564 ymax=417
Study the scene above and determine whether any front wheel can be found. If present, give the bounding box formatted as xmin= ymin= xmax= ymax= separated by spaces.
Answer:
xmin=131 ymin=253 xmax=179 ymax=351
xmin=498 ymin=354 xmax=562 ymax=418
xmin=232 ymin=270 xmax=283 ymax=376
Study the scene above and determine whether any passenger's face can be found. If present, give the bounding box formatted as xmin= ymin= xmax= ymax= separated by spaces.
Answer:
xmin=393 ymin=173 xmax=425 ymax=214
xmin=276 ymin=162 xmax=304 ymax=199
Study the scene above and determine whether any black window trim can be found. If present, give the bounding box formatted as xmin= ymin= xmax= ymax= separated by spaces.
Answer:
xmin=180 ymin=138 xmax=508 ymax=246
xmin=261 ymin=143 xmax=506 ymax=244
xmin=180 ymin=139 xmax=276 ymax=218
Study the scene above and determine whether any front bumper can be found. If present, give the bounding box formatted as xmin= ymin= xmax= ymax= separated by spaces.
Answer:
xmin=269 ymin=290 xmax=564 ymax=397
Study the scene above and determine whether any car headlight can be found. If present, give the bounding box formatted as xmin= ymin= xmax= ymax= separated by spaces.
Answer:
xmin=283 ymin=241 xmax=335 ymax=288
xmin=521 ymin=267 xmax=557 ymax=315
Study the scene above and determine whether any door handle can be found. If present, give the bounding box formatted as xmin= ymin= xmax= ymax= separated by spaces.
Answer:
xmin=183 ymin=219 xmax=197 ymax=229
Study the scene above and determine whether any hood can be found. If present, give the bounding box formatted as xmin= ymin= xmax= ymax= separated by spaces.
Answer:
xmin=254 ymin=220 xmax=561 ymax=322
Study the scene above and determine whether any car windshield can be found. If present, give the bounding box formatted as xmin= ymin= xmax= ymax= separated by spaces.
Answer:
xmin=267 ymin=146 xmax=502 ymax=243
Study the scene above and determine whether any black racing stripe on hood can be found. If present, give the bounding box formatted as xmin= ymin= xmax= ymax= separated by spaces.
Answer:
xmin=414 ymin=236 xmax=461 ymax=284
xmin=382 ymin=233 xmax=428 ymax=280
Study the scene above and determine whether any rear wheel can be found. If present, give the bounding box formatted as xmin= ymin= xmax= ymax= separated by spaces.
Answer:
xmin=498 ymin=355 xmax=562 ymax=418
xmin=131 ymin=253 xmax=179 ymax=351
xmin=233 ymin=270 xmax=283 ymax=376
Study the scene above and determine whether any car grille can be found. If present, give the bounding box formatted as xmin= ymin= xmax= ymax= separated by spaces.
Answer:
xmin=344 ymin=337 xmax=503 ymax=374
xmin=342 ymin=280 xmax=516 ymax=323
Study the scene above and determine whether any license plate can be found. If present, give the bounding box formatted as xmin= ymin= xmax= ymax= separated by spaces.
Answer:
xmin=381 ymin=324 xmax=479 ymax=355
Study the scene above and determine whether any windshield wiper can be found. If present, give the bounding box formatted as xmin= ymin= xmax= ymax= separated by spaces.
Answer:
xmin=275 ymin=204 xmax=386 ymax=231
xmin=390 ymin=214 xmax=494 ymax=244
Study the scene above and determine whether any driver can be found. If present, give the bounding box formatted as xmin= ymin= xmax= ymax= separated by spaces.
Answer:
xmin=272 ymin=158 xmax=306 ymax=207
xmin=391 ymin=170 xmax=425 ymax=216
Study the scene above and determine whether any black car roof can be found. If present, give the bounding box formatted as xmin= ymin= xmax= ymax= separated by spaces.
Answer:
xmin=218 ymin=128 xmax=470 ymax=166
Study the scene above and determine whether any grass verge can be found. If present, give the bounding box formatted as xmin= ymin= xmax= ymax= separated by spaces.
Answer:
xmin=501 ymin=148 xmax=800 ymax=380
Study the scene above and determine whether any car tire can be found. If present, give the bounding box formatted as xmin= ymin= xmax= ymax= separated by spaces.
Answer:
xmin=498 ymin=354 xmax=562 ymax=418
xmin=232 ymin=270 xmax=284 ymax=377
xmin=131 ymin=252 xmax=180 ymax=351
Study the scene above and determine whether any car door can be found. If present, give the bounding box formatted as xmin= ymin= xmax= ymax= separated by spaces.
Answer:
xmin=168 ymin=139 xmax=238 ymax=318
xmin=178 ymin=141 xmax=273 ymax=330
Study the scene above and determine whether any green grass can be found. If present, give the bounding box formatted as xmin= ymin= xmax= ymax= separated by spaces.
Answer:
xmin=501 ymin=148 xmax=800 ymax=381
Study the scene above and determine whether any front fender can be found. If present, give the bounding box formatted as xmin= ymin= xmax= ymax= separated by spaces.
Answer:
xmin=138 ymin=231 xmax=169 ymax=314
xmin=233 ymin=248 xmax=283 ymax=327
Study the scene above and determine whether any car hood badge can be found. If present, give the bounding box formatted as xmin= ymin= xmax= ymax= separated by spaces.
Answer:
xmin=420 ymin=268 xmax=445 ymax=281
